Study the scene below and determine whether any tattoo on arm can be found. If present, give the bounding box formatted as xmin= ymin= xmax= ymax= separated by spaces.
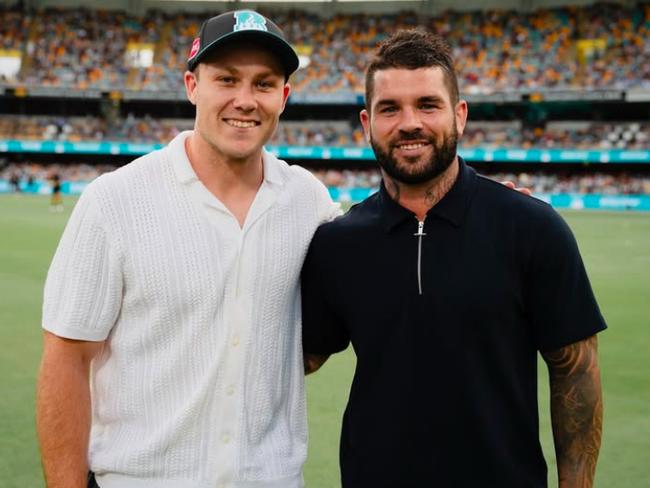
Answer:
xmin=542 ymin=335 xmax=603 ymax=488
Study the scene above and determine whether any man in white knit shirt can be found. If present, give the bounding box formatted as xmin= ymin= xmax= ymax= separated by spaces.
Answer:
xmin=37 ymin=11 xmax=338 ymax=488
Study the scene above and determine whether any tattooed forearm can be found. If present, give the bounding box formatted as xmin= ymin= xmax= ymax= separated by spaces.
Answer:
xmin=542 ymin=335 xmax=603 ymax=488
xmin=304 ymin=353 xmax=330 ymax=375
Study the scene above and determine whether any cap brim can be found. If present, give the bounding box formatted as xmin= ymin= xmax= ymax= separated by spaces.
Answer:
xmin=188 ymin=30 xmax=300 ymax=78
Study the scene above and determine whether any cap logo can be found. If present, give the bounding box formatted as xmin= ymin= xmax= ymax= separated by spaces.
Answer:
xmin=188 ymin=37 xmax=200 ymax=60
xmin=233 ymin=11 xmax=268 ymax=33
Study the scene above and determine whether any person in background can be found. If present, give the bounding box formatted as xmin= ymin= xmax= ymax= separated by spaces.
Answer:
xmin=9 ymin=171 xmax=21 ymax=193
xmin=49 ymin=173 xmax=63 ymax=212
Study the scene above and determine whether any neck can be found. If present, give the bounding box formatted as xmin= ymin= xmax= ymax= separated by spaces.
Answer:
xmin=185 ymin=131 xmax=264 ymax=198
xmin=383 ymin=157 xmax=459 ymax=221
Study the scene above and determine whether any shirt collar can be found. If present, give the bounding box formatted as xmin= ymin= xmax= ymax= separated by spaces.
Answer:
xmin=261 ymin=148 xmax=285 ymax=186
xmin=378 ymin=181 xmax=415 ymax=232
xmin=169 ymin=131 xmax=197 ymax=185
xmin=379 ymin=157 xmax=477 ymax=233
xmin=169 ymin=130 xmax=285 ymax=188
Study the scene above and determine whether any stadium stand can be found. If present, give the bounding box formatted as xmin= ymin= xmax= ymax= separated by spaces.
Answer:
xmin=0 ymin=2 xmax=648 ymax=211
xmin=0 ymin=115 xmax=189 ymax=143
xmin=1 ymin=161 xmax=115 ymax=182
xmin=2 ymin=115 xmax=649 ymax=150
xmin=3 ymin=161 xmax=649 ymax=196
xmin=1 ymin=4 xmax=649 ymax=93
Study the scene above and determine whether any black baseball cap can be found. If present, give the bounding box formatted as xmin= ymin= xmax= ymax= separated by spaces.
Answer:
xmin=187 ymin=10 xmax=300 ymax=79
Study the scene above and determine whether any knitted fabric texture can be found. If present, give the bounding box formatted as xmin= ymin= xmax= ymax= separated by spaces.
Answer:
xmin=42 ymin=131 xmax=340 ymax=488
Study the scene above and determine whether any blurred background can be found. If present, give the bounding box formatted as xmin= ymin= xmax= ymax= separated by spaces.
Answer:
xmin=1 ymin=0 xmax=649 ymax=208
xmin=0 ymin=0 xmax=648 ymax=487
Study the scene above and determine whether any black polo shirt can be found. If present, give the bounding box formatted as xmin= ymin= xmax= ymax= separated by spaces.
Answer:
xmin=301 ymin=158 xmax=606 ymax=488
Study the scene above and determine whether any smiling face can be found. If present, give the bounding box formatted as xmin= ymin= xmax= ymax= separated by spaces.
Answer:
xmin=360 ymin=67 xmax=467 ymax=185
xmin=184 ymin=43 xmax=290 ymax=165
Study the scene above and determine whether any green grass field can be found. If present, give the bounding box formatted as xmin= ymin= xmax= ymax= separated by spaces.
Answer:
xmin=1 ymin=194 xmax=648 ymax=487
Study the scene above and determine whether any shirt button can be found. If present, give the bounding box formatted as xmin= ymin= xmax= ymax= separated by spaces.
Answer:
xmin=226 ymin=385 xmax=235 ymax=396
xmin=231 ymin=335 xmax=240 ymax=347
xmin=222 ymin=433 xmax=231 ymax=444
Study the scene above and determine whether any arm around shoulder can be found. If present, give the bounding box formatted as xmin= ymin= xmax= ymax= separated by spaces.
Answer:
xmin=36 ymin=331 xmax=104 ymax=488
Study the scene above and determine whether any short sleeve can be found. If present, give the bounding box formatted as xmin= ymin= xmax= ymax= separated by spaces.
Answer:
xmin=42 ymin=182 xmax=123 ymax=341
xmin=301 ymin=227 xmax=350 ymax=355
xmin=526 ymin=209 xmax=607 ymax=352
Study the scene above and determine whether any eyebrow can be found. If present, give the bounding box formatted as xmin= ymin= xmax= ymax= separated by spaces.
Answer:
xmin=418 ymin=95 xmax=445 ymax=104
xmin=375 ymin=95 xmax=446 ymax=108
xmin=375 ymin=99 xmax=398 ymax=109
xmin=212 ymin=66 xmax=282 ymax=78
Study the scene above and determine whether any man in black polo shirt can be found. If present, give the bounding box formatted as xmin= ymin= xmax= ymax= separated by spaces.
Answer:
xmin=301 ymin=30 xmax=606 ymax=488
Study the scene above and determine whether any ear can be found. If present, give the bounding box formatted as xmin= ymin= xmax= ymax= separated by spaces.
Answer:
xmin=280 ymin=83 xmax=291 ymax=114
xmin=454 ymin=99 xmax=468 ymax=137
xmin=360 ymin=109 xmax=371 ymax=144
xmin=184 ymin=70 xmax=198 ymax=106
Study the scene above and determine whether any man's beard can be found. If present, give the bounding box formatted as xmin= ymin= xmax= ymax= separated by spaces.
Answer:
xmin=370 ymin=123 xmax=458 ymax=185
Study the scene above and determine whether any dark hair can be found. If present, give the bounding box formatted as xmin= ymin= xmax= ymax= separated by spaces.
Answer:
xmin=365 ymin=29 xmax=459 ymax=110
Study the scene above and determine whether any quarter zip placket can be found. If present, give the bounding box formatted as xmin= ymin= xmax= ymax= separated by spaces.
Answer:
xmin=414 ymin=218 xmax=426 ymax=295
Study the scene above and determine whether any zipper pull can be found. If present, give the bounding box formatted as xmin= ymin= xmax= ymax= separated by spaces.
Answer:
xmin=414 ymin=219 xmax=426 ymax=296
xmin=414 ymin=220 xmax=426 ymax=237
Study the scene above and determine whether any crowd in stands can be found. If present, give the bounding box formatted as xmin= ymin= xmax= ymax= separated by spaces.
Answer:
xmin=492 ymin=170 xmax=650 ymax=194
xmin=1 ymin=3 xmax=649 ymax=93
xmin=3 ymin=161 xmax=649 ymax=195
xmin=0 ymin=7 xmax=26 ymax=51
xmin=311 ymin=168 xmax=650 ymax=195
xmin=1 ymin=115 xmax=648 ymax=151
xmin=0 ymin=115 xmax=190 ymax=143
xmin=311 ymin=167 xmax=383 ymax=189
xmin=23 ymin=9 xmax=157 ymax=89
xmin=1 ymin=161 xmax=116 ymax=183
xmin=463 ymin=121 xmax=650 ymax=150
xmin=271 ymin=122 xmax=366 ymax=147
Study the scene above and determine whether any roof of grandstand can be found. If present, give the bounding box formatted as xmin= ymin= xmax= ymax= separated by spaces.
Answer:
xmin=15 ymin=0 xmax=632 ymax=15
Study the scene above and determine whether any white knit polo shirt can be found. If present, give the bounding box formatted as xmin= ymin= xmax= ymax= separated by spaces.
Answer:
xmin=42 ymin=131 xmax=340 ymax=488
